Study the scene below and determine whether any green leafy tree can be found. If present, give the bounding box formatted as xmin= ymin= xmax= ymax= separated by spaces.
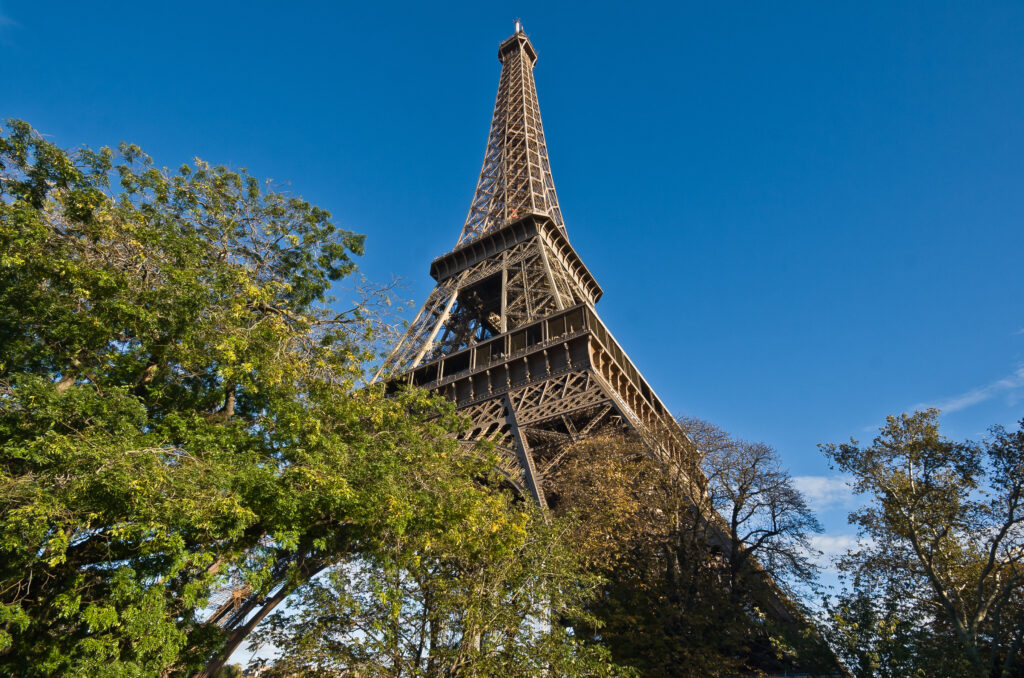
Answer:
xmin=822 ymin=411 xmax=1024 ymax=677
xmin=0 ymin=120 xmax=594 ymax=677
xmin=252 ymin=504 xmax=630 ymax=677
xmin=548 ymin=427 xmax=836 ymax=677
xmin=547 ymin=433 xmax=744 ymax=676
xmin=823 ymin=574 xmax=956 ymax=678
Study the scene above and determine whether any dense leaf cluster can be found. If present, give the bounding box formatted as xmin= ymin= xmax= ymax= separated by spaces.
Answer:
xmin=252 ymin=512 xmax=627 ymax=677
xmin=547 ymin=430 xmax=839 ymax=677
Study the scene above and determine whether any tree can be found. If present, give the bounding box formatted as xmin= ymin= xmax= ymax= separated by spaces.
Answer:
xmin=547 ymin=433 xmax=744 ymax=676
xmin=0 ymin=120 xmax=607 ymax=677
xmin=251 ymin=504 xmax=630 ymax=677
xmin=822 ymin=410 xmax=1024 ymax=677
xmin=547 ymin=423 xmax=836 ymax=676
xmin=689 ymin=418 xmax=822 ymax=600
xmin=822 ymin=574 xmax=955 ymax=678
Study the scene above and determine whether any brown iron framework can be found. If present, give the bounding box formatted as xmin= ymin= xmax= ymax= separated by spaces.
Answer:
xmin=375 ymin=25 xmax=698 ymax=507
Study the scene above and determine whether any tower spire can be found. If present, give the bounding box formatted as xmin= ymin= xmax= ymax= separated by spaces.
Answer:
xmin=457 ymin=24 xmax=565 ymax=247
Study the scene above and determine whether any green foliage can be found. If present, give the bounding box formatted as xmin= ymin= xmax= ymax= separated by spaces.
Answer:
xmin=822 ymin=576 xmax=960 ymax=678
xmin=253 ymin=505 xmax=630 ymax=677
xmin=822 ymin=411 xmax=1024 ymax=677
xmin=0 ymin=120 xmax=620 ymax=677
xmin=548 ymin=431 xmax=837 ymax=677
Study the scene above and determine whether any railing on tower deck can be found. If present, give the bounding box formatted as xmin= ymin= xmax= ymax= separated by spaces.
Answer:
xmin=399 ymin=303 xmax=696 ymax=463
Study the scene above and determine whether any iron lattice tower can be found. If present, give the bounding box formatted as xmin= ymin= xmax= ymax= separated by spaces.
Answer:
xmin=377 ymin=24 xmax=694 ymax=507
xmin=205 ymin=28 xmax=840 ymax=675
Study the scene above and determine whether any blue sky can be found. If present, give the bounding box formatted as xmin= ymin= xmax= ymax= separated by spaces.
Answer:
xmin=4 ymin=1 xmax=1024 ymax=576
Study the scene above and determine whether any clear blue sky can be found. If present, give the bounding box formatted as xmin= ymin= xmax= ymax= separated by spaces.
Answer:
xmin=4 ymin=1 xmax=1024 ymax=565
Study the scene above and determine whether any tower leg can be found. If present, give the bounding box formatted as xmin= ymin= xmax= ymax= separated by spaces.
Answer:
xmin=503 ymin=393 xmax=547 ymax=508
xmin=410 ymin=288 xmax=460 ymax=369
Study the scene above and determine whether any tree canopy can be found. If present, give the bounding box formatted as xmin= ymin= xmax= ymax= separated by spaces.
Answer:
xmin=822 ymin=411 xmax=1024 ymax=677
xmin=546 ymin=426 xmax=837 ymax=677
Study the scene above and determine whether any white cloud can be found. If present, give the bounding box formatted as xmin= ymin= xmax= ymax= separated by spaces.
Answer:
xmin=810 ymin=534 xmax=858 ymax=557
xmin=914 ymin=366 xmax=1024 ymax=414
xmin=0 ymin=7 xmax=19 ymax=46
xmin=809 ymin=534 xmax=872 ymax=571
xmin=793 ymin=475 xmax=856 ymax=512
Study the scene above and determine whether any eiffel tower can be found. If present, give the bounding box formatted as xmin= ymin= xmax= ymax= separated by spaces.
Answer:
xmin=198 ymin=25 xmax=844 ymax=677
xmin=376 ymin=22 xmax=695 ymax=507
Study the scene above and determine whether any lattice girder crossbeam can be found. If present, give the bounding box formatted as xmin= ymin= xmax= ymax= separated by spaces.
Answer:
xmin=391 ymin=301 xmax=697 ymax=506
